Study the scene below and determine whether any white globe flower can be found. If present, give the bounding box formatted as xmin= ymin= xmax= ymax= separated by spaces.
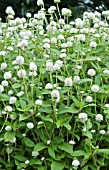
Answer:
xmin=105 ymin=104 xmax=109 ymax=108
xmin=69 ymin=140 xmax=75 ymax=145
xmin=103 ymin=70 xmax=109 ymax=75
xmin=95 ymin=114 xmax=103 ymax=122
xmin=53 ymin=63 xmax=60 ymax=71
xmin=26 ymin=13 xmax=31 ymax=18
xmin=4 ymin=71 xmax=12 ymax=80
xmin=1 ymin=80 xmax=8 ymax=87
xmin=8 ymin=90 xmax=14 ymax=95
xmin=86 ymin=96 xmax=92 ymax=102
xmin=73 ymin=76 xmax=80 ymax=82
xmin=25 ymin=160 xmax=30 ymax=164
xmin=46 ymin=60 xmax=53 ymax=71
xmin=29 ymin=62 xmax=37 ymax=71
xmin=17 ymin=91 xmax=24 ymax=97
xmin=99 ymin=130 xmax=105 ymax=135
xmin=51 ymin=89 xmax=60 ymax=103
xmin=91 ymin=85 xmax=99 ymax=92
xmin=79 ymin=112 xmax=88 ymax=123
xmin=9 ymin=96 xmax=17 ymax=104
xmin=47 ymin=140 xmax=51 ymax=145
xmin=5 ymin=106 xmax=13 ymax=112
xmin=64 ymin=77 xmax=73 ymax=87
xmin=10 ymin=137 xmax=16 ymax=143
xmin=16 ymin=56 xmax=24 ymax=65
xmin=45 ymin=83 xmax=53 ymax=89
xmin=88 ymin=69 xmax=96 ymax=76
xmin=72 ymin=160 xmax=80 ymax=166
xmin=5 ymin=126 xmax=12 ymax=131
xmin=90 ymin=41 xmax=97 ymax=48
xmin=54 ymin=0 xmax=60 ymax=3
xmin=27 ymin=122 xmax=34 ymax=129
xmin=37 ymin=0 xmax=44 ymax=6
xmin=35 ymin=99 xmax=42 ymax=106
xmin=43 ymin=43 xmax=50 ymax=49
xmin=32 ymin=151 xmax=39 ymax=157
xmin=1 ymin=63 xmax=7 ymax=70
xmin=17 ymin=69 xmax=26 ymax=78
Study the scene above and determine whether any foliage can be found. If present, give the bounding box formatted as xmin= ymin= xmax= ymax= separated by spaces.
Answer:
xmin=1 ymin=1 xmax=109 ymax=169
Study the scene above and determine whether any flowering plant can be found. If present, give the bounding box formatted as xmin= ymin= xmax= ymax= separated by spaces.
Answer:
xmin=0 ymin=1 xmax=109 ymax=170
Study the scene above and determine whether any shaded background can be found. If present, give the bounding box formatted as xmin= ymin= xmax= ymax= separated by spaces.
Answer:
xmin=0 ymin=0 xmax=109 ymax=21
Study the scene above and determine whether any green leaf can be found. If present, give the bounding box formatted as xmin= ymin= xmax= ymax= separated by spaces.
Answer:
xmin=57 ymin=76 xmax=65 ymax=82
xmin=0 ymin=94 xmax=10 ymax=101
xmin=48 ymin=147 xmax=55 ymax=159
xmin=34 ymin=143 xmax=47 ymax=152
xmin=24 ymin=137 xmax=35 ymax=147
xmin=51 ymin=161 xmax=65 ymax=170
xmin=20 ymin=99 xmax=26 ymax=109
xmin=86 ymin=119 xmax=92 ymax=130
xmin=19 ymin=114 xmax=30 ymax=121
xmin=72 ymin=96 xmax=84 ymax=107
xmin=42 ymin=117 xmax=53 ymax=123
xmin=77 ymin=78 xmax=92 ymax=84
xmin=63 ymin=121 xmax=71 ymax=130
xmin=58 ymin=142 xmax=73 ymax=154
xmin=72 ymin=150 xmax=86 ymax=156
xmin=12 ymin=83 xmax=22 ymax=88
xmin=97 ymin=149 xmax=109 ymax=155
xmin=95 ymin=74 xmax=101 ymax=86
xmin=30 ymin=159 xmax=42 ymax=165
xmin=13 ymin=155 xmax=27 ymax=162
xmin=4 ymin=131 xmax=16 ymax=142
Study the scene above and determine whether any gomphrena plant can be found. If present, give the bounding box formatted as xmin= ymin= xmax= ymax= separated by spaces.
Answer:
xmin=0 ymin=0 xmax=109 ymax=169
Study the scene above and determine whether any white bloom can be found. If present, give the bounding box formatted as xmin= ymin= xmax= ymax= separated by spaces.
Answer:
xmin=8 ymin=90 xmax=14 ymax=95
xmin=4 ymin=72 xmax=12 ymax=79
xmin=51 ymin=89 xmax=60 ymax=103
xmin=43 ymin=43 xmax=50 ymax=49
xmin=91 ymin=129 xmax=96 ymax=133
xmin=1 ymin=63 xmax=7 ymax=70
xmin=5 ymin=126 xmax=12 ymax=131
xmin=35 ymin=99 xmax=42 ymax=106
xmin=5 ymin=106 xmax=13 ymax=112
xmin=29 ymin=71 xmax=37 ymax=76
xmin=47 ymin=140 xmax=51 ymax=145
xmin=38 ymin=121 xmax=43 ymax=125
xmin=64 ymin=77 xmax=73 ymax=87
xmin=53 ymin=63 xmax=60 ymax=71
xmin=72 ymin=160 xmax=80 ymax=166
xmin=26 ymin=13 xmax=31 ymax=18
xmin=16 ymin=56 xmax=24 ymax=65
xmin=79 ymin=113 xmax=88 ymax=123
xmin=60 ymin=53 xmax=67 ymax=58
xmin=88 ymin=69 xmax=96 ymax=76
xmin=51 ymin=37 xmax=57 ymax=44
xmin=95 ymin=114 xmax=103 ymax=122
xmin=27 ymin=122 xmax=34 ymax=129
xmin=41 ymin=157 xmax=45 ymax=161
xmin=90 ymin=41 xmax=97 ymax=48
xmin=6 ymin=147 xmax=13 ymax=154
xmin=37 ymin=0 xmax=44 ymax=6
xmin=77 ymin=34 xmax=85 ymax=41
xmin=54 ymin=0 xmax=60 ymax=3
xmin=77 ymin=65 xmax=82 ymax=69
xmin=61 ymin=8 xmax=71 ymax=16
xmin=10 ymin=137 xmax=16 ymax=143
xmin=86 ymin=96 xmax=92 ymax=102
xmin=55 ymin=60 xmax=63 ymax=67
xmin=70 ymin=28 xmax=78 ymax=34
xmin=6 ymin=6 xmax=15 ymax=15
xmin=1 ymin=80 xmax=8 ymax=87
xmin=46 ymin=60 xmax=53 ymax=71
xmin=69 ymin=140 xmax=75 ymax=144
xmin=9 ymin=96 xmax=17 ymax=104
xmin=29 ymin=62 xmax=37 ymax=71
xmin=45 ymin=83 xmax=53 ymax=89
xmin=17 ymin=91 xmax=24 ymax=97
xmin=105 ymin=104 xmax=109 ymax=108
xmin=99 ymin=130 xmax=105 ymax=135
xmin=17 ymin=69 xmax=26 ymax=78
xmin=32 ymin=151 xmax=39 ymax=157
xmin=73 ymin=76 xmax=80 ymax=82
xmin=25 ymin=160 xmax=30 ymax=164
xmin=103 ymin=70 xmax=109 ymax=75
xmin=91 ymin=85 xmax=99 ymax=92
xmin=75 ymin=18 xmax=83 ymax=28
